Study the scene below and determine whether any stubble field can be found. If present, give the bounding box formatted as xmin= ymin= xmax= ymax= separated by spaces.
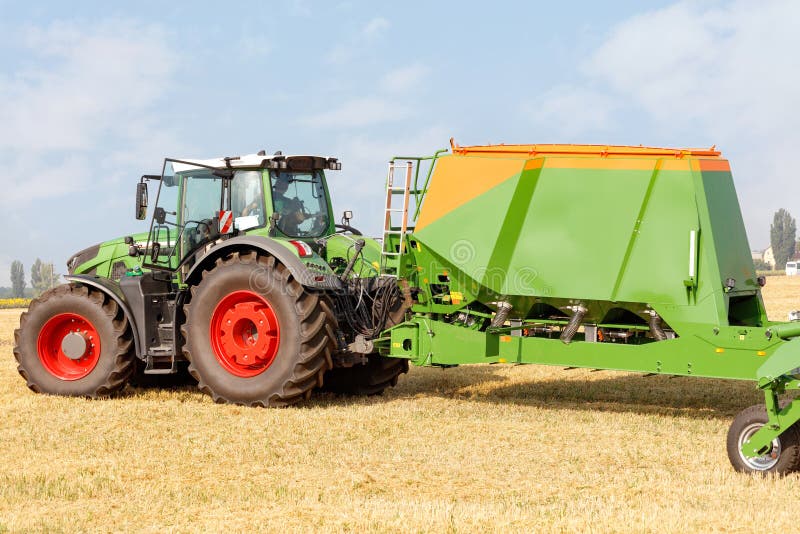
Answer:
xmin=3 ymin=277 xmax=800 ymax=532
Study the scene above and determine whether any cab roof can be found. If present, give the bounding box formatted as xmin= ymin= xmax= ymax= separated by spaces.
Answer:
xmin=171 ymin=153 xmax=341 ymax=173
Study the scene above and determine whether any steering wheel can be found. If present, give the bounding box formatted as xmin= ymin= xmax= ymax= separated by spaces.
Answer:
xmin=185 ymin=219 xmax=213 ymax=249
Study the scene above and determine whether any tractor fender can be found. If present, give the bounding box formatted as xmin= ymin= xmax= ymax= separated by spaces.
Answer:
xmin=185 ymin=235 xmax=343 ymax=290
xmin=63 ymin=274 xmax=142 ymax=358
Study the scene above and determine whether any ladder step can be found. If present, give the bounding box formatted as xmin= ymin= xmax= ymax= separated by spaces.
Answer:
xmin=386 ymin=208 xmax=406 ymax=212
xmin=144 ymin=367 xmax=177 ymax=375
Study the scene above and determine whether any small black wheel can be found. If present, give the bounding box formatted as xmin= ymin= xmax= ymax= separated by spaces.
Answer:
xmin=181 ymin=250 xmax=333 ymax=406
xmin=13 ymin=284 xmax=135 ymax=397
xmin=726 ymin=404 xmax=800 ymax=475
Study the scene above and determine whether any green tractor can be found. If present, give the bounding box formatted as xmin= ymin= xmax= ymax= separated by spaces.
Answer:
xmin=14 ymin=151 xmax=409 ymax=406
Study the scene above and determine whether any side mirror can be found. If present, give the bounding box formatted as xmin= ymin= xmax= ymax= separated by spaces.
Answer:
xmin=136 ymin=183 xmax=148 ymax=220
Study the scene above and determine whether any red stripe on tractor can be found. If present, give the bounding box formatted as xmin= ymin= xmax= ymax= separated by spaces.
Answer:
xmin=219 ymin=210 xmax=233 ymax=234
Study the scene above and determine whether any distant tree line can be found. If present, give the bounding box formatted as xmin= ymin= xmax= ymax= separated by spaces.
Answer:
xmin=6 ymin=259 xmax=60 ymax=298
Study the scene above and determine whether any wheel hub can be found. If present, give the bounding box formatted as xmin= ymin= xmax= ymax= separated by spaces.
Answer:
xmin=210 ymin=291 xmax=280 ymax=377
xmin=36 ymin=313 xmax=101 ymax=380
xmin=61 ymin=331 xmax=89 ymax=360
xmin=739 ymin=422 xmax=782 ymax=471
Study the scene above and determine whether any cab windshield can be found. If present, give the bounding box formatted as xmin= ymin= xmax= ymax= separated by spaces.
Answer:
xmin=270 ymin=170 xmax=330 ymax=237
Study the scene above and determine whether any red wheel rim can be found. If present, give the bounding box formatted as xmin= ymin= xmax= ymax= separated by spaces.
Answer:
xmin=209 ymin=290 xmax=280 ymax=377
xmin=36 ymin=313 xmax=101 ymax=380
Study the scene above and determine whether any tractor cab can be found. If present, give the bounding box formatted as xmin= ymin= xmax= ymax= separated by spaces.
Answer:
xmin=136 ymin=153 xmax=340 ymax=273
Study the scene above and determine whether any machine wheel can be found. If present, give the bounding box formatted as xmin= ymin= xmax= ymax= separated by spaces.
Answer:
xmin=13 ymin=284 xmax=135 ymax=397
xmin=321 ymin=354 xmax=409 ymax=395
xmin=319 ymin=287 xmax=410 ymax=396
xmin=181 ymin=251 xmax=333 ymax=407
xmin=726 ymin=404 xmax=800 ymax=475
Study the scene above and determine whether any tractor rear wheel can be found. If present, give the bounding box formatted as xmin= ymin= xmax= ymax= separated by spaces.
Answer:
xmin=726 ymin=404 xmax=800 ymax=475
xmin=182 ymin=251 xmax=333 ymax=407
xmin=13 ymin=284 xmax=135 ymax=397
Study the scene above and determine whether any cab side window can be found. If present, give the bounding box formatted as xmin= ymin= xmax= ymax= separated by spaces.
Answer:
xmin=232 ymin=170 xmax=265 ymax=228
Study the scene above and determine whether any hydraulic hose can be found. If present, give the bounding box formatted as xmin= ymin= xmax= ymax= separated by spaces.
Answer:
xmin=560 ymin=305 xmax=587 ymax=344
xmin=490 ymin=301 xmax=513 ymax=328
xmin=647 ymin=310 xmax=668 ymax=341
xmin=340 ymin=239 xmax=365 ymax=281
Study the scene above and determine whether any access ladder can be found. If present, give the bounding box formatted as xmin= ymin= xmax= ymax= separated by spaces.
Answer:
xmin=380 ymin=150 xmax=448 ymax=275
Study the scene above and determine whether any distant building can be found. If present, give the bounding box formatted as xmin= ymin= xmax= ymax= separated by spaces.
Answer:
xmin=763 ymin=246 xmax=776 ymax=269
xmin=752 ymin=247 xmax=779 ymax=270
xmin=756 ymin=246 xmax=800 ymax=270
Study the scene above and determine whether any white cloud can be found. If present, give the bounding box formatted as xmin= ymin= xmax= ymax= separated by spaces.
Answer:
xmin=300 ymin=97 xmax=410 ymax=129
xmin=303 ymin=65 xmax=429 ymax=131
xmin=524 ymin=85 xmax=615 ymax=138
xmin=585 ymin=0 xmax=800 ymax=135
xmin=362 ymin=17 xmax=389 ymax=37
xmin=528 ymin=0 xmax=800 ymax=247
xmin=0 ymin=20 xmax=179 ymax=205
xmin=380 ymin=64 xmax=429 ymax=94
xmin=325 ymin=16 xmax=391 ymax=64
xmin=0 ymin=19 xmax=182 ymax=289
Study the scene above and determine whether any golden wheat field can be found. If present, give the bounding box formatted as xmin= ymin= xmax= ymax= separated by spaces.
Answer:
xmin=2 ymin=277 xmax=800 ymax=532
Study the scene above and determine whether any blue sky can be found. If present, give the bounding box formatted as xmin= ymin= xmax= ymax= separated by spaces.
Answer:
xmin=1 ymin=0 xmax=798 ymax=284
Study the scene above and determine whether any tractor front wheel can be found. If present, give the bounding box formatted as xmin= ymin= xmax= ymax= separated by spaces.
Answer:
xmin=181 ymin=251 xmax=333 ymax=406
xmin=13 ymin=284 xmax=135 ymax=397
xmin=726 ymin=404 xmax=800 ymax=475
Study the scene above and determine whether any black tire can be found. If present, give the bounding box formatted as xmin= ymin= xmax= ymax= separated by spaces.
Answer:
xmin=726 ymin=404 xmax=800 ymax=475
xmin=321 ymin=354 xmax=409 ymax=395
xmin=181 ymin=251 xmax=334 ymax=407
xmin=13 ymin=284 xmax=135 ymax=397
xmin=320 ymin=285 xmax=410 ymax=396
